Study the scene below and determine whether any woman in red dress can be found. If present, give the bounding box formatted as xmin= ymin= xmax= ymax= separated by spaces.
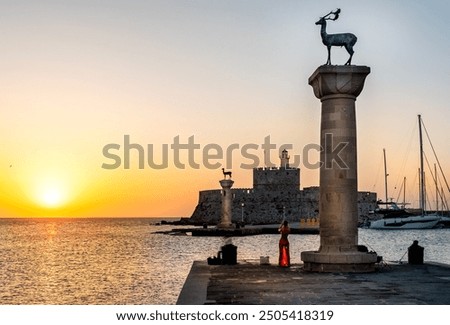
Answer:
xmin=278 ymin=220 xmax=290 ymax=267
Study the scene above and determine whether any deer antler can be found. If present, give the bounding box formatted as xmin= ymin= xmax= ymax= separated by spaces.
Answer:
xmin=332 ymin=8 xmax=341 ymax=20
xmin=321 ymin=10 xmax=334 ymax=19
xmin=323 ymin=8 xmax=341 ymax=21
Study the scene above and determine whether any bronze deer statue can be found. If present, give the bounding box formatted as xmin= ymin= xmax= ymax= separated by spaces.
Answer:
xmin=222 ymin=168 xmax=232 ymax=179
xmin=315 ymin=9 xmax=357 ymax=65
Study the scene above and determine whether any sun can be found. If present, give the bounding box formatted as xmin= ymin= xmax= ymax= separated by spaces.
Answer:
xmin=40 ymin=187 xmax=65 ymax=208
xmin=33 ymin=179 xmax=69 ymax=209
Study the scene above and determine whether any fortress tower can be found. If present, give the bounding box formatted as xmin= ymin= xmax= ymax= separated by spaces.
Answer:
xmin=253 ymin=152 xmax=300 ymax=192
xmin=280 ymin=149 xmax=290 ymax=169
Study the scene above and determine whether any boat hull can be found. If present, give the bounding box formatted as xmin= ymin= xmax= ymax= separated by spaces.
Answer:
xmin=369 ymin=215 xmax=440 ymax=230
xmin=437 ymin=216 xmax=450 ymax=228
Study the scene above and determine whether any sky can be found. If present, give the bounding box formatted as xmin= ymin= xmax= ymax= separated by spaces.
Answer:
xmin=0 ymin=0 xmax=449 ymax=217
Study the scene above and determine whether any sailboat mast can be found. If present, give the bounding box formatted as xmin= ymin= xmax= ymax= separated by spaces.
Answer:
xmin=424 ymin=171 xmax=427 ymax=212
xmin=403 ymin=176 xmax=406 ymax=209
xmin=418 ymin=114 xmax=425 ymax=214
xmin=435 ymin=163 xmax=439 ymax=213
xmin=383 ymin=148 xmax=388 ymax=204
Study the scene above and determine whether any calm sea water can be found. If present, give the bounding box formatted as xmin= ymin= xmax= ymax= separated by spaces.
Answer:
xmin=0 ymin=218 xmax=449 ymax=305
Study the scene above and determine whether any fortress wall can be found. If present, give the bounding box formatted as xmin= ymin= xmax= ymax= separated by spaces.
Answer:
xmin=189 ymin=186 xmax=377 ymax=225
xmin=189 ymin=161 xmax=376 ymax=225
xmin=190 ymin=187 xmax=302 ymax=224
xmin=357 ymin=192 xmax=378 ymax=218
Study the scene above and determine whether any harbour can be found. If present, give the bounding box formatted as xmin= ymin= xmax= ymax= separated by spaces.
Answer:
xmin=1 ymin=2 xmax=449 ymax=324
xmin=1 ymin=218 xmax=450 ymax=305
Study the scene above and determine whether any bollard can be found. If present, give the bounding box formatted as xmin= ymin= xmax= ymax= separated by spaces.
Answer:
xmin=221 ymin=244 xmax=237 ymax=265
xmin=408 ymin=240 xmax=424 ymax=265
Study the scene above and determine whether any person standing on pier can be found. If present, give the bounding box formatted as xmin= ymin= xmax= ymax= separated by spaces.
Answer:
xmin=278 ymin=220 xmax=290 ymax=267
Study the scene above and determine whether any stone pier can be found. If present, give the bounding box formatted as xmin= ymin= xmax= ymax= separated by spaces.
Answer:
xmin=217 ymin=179 xmax=234 ymax=229
xmin=301 ymin=65 xmax=378 ymax=272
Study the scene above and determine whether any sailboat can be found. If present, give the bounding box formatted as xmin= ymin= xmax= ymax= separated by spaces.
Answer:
xmin=369 ymin=115 xmax=441 ymax=230
xmin=434 ymin=163 xmax=450 ymax=227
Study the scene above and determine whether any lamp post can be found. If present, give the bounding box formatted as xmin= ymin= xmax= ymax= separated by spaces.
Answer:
xmin=241 ymin=203 xmax=245 ymax=223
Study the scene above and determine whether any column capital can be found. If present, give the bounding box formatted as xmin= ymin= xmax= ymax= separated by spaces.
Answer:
xmin=219 ymin=179 xmax=234 ymax=189
xmin=308 ymin=65 xmax=370 ymax=101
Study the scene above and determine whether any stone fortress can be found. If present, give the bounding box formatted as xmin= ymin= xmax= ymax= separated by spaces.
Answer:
xmin=189 ymin=149 xmax=377 ymax=225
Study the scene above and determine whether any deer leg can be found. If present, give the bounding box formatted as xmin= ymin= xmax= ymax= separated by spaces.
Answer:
xmin=345 ymin=45 xmax=354 ymax=65
xmin=327 ymin=46 xmax=331 ymax=65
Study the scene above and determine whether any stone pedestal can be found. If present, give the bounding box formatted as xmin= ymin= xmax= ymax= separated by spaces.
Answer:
xmin=217 ymin=179 xmax=234 ymax=229
xmin=301 ymin=65 xmax=378 ymax=272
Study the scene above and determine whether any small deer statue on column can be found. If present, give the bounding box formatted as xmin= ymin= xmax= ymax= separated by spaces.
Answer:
xmin=222 ymin=168 xmax=232 ymax=179
xmin=315 ymin=9 xmax=357 ymax=65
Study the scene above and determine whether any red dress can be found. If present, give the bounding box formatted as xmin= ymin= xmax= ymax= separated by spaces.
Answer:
xmin=279 ymin=226 xmax=290 ymax=267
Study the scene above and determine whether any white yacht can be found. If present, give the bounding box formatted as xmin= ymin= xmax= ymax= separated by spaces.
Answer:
xmin=368 ymin=202 xmax=440 ymax=229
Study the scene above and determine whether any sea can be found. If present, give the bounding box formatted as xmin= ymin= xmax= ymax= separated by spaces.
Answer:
xmin=0 ymin=217 xmax=449 ymax=305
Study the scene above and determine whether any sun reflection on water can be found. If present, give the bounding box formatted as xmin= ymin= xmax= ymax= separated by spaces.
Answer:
xmin=0 ymin=218 xmax=449 ymax=304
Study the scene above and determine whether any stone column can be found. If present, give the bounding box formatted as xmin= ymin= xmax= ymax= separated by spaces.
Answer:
xmin=301 ymin=65 xmax=378 ymax=272
xmin=218 ymin=179 xmax=234 ymax=229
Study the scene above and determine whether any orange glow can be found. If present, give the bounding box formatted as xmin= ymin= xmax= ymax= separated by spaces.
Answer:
xmin=0 ymin=2 xmax=448 ymax=219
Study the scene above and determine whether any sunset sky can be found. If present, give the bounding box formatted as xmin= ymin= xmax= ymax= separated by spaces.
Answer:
xmin=1 ymin=0 xmax=449 ymax=217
